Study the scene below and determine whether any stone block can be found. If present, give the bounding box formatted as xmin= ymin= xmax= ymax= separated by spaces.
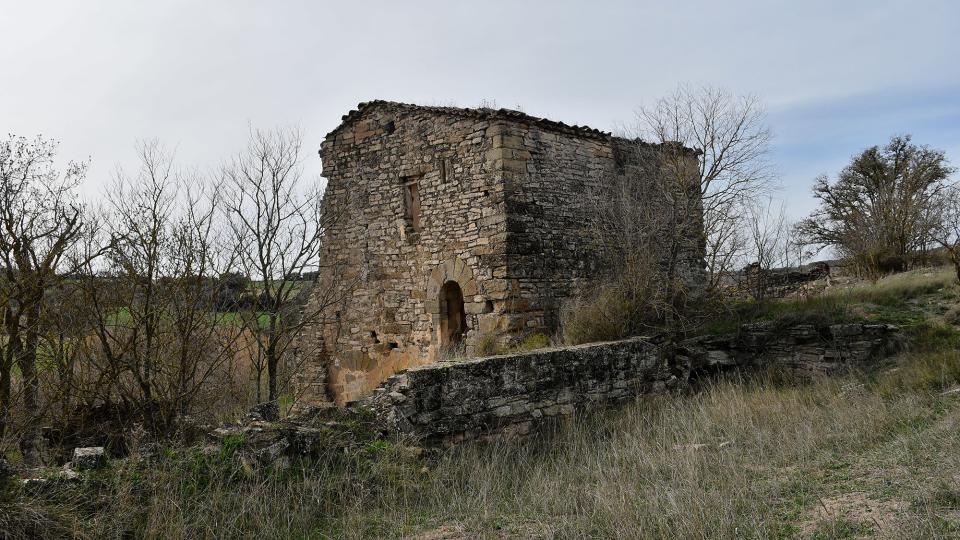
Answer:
xmin=71 ymin=447 xmax=106 ymax=470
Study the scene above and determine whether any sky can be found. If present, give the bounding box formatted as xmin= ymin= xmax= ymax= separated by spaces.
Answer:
xmin=2 ymin=0 xmax=959 ymax=220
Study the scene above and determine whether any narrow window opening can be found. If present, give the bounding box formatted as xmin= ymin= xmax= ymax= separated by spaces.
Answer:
xmin=369 ymin=331 xmax=379 ymax=343
xmin=402 ymin=176 xmax=422 ymax=232
xmin=388 ymin=342 xmax=399 ymax=350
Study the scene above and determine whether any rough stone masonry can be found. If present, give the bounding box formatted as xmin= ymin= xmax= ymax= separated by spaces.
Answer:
xmin=365 ymin=322 xmax=903 ymax=444
xmin=297 ymin=101 xmax=706 ymax=406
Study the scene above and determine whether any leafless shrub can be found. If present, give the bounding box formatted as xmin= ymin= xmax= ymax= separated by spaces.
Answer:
xmin=223 ymin=127 xmax=346 ymax=412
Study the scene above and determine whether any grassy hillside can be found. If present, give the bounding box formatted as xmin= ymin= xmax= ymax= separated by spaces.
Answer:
xmin=4 ymin=269 xmax=960 ymax=539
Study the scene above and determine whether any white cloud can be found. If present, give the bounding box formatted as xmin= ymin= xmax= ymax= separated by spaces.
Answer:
xmin=1 ymin=0 xmax=957 ymax=208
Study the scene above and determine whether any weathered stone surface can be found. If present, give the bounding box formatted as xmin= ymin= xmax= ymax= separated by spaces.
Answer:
xmin=363 ymin=323 xmax=904 ymax=443
xmin=297 ymin=101 xmax=705 ymax=406
xmin=71 ymin=446 xmax=106 ymax=470
xmin=681 ymin=322 xmax=905 ymax=377
xmin=363 ymin=337 xmax=681 ymax=444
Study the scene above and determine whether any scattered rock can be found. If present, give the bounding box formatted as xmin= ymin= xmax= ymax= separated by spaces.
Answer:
xmin=20 ymin=467 xmax=81 ymax=488
xmin=71 ymin=446 xmax=106 ymax=470
xmin=246 ymin=402 xmax=280 ymax=422
xmin=945 ymin=304 xmax=960 ymax=326
xmin=255 ymin=439 xmax=290 ymax=465
xmin=202 ymin=406 xmax=379 ymax=469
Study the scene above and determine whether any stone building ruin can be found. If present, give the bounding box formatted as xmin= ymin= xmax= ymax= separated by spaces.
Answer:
xmin=298 ymin=101 xmax=706 ymax=406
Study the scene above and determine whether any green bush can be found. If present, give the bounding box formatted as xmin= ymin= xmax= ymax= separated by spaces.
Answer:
xmin=517 ymin=333 xmax=550 ymax=351
xmin=474 ymin=331 xmax=499 ymax=357
xmin=559 ymin=269 xmax=677 ymax=346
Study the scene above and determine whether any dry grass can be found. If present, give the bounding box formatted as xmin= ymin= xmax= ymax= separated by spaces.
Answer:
xmin=5 ymin=267 xmax=960 ymax=539
xmin=7 ymin=349 xmax=960 ymax=538
xmin=705 ymin=266 xmax=960 ymax=336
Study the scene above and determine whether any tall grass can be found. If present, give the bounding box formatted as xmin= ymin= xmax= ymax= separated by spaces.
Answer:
xmin=5 ymin=267 xmax=960 ymax=538
xmin=8 ymin=348 xmax=960 ymax=538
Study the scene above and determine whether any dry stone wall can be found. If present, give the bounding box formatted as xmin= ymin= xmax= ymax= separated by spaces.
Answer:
xmin=365 ymin=323 xmax=904 ymax=443
xmin=680 ymin=322 xmax=905 ymax=377
xmin=364 ymin=337 xmax=681 ymax=444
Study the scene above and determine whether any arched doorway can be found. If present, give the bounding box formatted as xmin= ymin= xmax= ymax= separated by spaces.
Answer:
xmin=439 ymin=280 xmax=467 ymax=348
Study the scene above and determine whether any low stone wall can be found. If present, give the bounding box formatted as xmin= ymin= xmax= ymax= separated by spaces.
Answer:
xmin=364 ymin=323 xmax=905 ymax=444
xmin=363 ymin=337 xmax=682 ymax=444
xmin=681 ymin=322 xmax=905 ymax=377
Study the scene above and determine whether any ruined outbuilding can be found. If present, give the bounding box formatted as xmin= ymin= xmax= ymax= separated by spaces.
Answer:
xmin=297 ymin=101 xmax=706 ymax=405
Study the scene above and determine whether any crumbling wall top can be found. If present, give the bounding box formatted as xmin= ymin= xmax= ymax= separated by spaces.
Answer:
xmin=325 ymin=100 xmax=696 ymax=154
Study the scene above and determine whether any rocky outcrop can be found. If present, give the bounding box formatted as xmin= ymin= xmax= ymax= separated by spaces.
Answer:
xmin=205 ymin=406 xmax=379 ymax=469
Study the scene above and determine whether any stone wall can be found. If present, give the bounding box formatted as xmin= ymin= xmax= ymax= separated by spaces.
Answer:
xmin=299 ymin=101 xmax=706 ymax=406
xmin=302 ymin=104 xmax=512 ymax=404
xmin=680 ymin=322 xmax=905 ymax=377
xmin=364 ymin=337 xmax=682 ymax=444
xmin=365 ymin=323 xmax=904 ymax=443
xmin=501 ymin=130 xmax=705 ymax=332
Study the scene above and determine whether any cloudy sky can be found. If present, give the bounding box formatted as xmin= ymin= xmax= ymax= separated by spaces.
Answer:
xmin=2 ymin=0 xmax=958 ymax=219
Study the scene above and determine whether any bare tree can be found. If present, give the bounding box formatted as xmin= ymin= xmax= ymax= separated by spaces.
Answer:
xmin=0 ymin=135 xmax=96 ymax=462
xmin=78 ymin=140 xmax=243 ymax=432
xmin=932 ymin=185 xmax=960 ymax=283
xmin=743 ymin=198 xmax=797 ymax=299
xmin=798 ymin=135 xmax=954 ymax=276
xmin=105 ymin=141 xmax=178 ymax=420
xmin=223 ymin=127 xmax=328 ymax=414
xmin=637 ymin=85 xmax=776 ymax=291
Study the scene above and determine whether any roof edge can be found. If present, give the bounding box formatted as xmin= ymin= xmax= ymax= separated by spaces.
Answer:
xmin=324 ymin=100 xmax=687 ymax=150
